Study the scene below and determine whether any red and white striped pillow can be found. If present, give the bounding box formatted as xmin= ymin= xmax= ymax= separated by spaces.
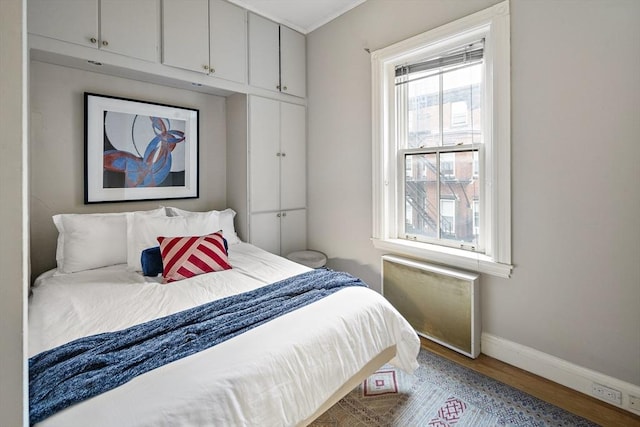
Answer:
xmin=157 ymin=232 xmax=232 ymax=283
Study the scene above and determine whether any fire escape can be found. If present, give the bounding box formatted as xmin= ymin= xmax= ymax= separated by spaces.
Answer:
xmin=405 ymin=155 xmax=474 ymax=239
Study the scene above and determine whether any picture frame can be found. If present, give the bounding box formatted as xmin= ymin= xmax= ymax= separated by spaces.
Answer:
xmin=84 ymin=92 xmax=199 ymax=204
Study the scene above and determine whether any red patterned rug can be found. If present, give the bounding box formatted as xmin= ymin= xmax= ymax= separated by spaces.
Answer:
xmin=310 ymin=348 xmax=598 ymax=426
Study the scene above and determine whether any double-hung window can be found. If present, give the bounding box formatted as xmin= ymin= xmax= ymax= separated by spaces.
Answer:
xmin=371 ymin=1 xmax=512 ymax=277
xmin=397 ymin=41 xmax=483 ymax=249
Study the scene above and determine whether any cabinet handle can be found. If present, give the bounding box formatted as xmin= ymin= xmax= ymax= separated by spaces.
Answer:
xmin=281 ymin=212 xmax=287 ymax=217
xmin=276 ymin=85 xmax=281 ymax=90
xmin=90 ymin=37 xmax=97 ymax=44
xmin=209 ymin=66 xmax=215 ymax=73
xmin=203 ymin=65 xmax=209 ymax=71
xmin=102 ymin=40 xmax=109 ymax=47
xmin=277 ymin=213 xmax=281 ymax=218
xmin=276 ymin=152 xmax=281 ymax=157
xmin=281 ymin=152 xmax=286 ymax=157
xmin=282 ymin=86 xmax=288 ymax=91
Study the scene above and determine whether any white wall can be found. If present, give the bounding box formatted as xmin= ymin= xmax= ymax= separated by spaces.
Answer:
xmin=0 ymin=0 xmax=27 ymax=424
xmin=29 ymin=61 xmax=228 ymax=278
xmin=307 ymin=0 xmax=640 ymax=386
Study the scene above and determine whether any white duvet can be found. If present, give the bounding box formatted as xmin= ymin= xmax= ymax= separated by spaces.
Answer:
xmin=29 ymin=243 xmax=420 ymax=427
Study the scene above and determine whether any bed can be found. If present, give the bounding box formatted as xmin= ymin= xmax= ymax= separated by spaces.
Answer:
xmin=29 ymin=208 xmax=420 ymax=426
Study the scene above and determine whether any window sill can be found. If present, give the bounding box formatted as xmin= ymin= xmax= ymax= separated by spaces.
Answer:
xmin=371 ymin=238 xmax=512 ymax=278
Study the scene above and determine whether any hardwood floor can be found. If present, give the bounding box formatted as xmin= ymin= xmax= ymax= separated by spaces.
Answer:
xmin=420 ymin=338 xmax=640 ymax=427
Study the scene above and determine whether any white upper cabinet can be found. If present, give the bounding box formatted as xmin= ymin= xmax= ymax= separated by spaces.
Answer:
xmin=209 ymin=0 xmax=247 ymax=83
xmin=248 ymin=13 xmax=280 ymax=93
xmin=279 ymin=26 xmax=306 ymax=98
xmin=28 ymin=0 xmax=98 ymax=48
xmin=162 ymin=0 xmax=247 ymax=83
xmin=162 ymin=0 xmax=209 ymax=74
xmin=248 ymin=13 xmax=306 ymax=98
xmin=28 ymin=0 xmax=159 ymax=62
xmin=28 ymin=1 xmax=302 ymax=96
xmin=101 ymin=0 xmax=159 ymax=62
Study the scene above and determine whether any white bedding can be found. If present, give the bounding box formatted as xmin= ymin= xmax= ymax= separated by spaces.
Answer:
xmin=29 ymin=243 xmax=420 ymax=427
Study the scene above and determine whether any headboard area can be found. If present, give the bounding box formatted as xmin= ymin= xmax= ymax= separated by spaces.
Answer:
xmin=29 ymin=61 xmax=228 ymax=281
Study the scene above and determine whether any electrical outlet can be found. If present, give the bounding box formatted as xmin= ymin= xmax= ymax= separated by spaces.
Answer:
xmin=629 ymin=395 xmax=640 ymax=412
xmin=592 ymin=383 xmax=622 ymax=405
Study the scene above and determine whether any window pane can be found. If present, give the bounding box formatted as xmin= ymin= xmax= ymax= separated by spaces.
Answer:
xmin=440 ymin=152 xmax=455 ymax=178
xmin=399 ymin=60 xmax=484 ymax=248
xmin=442 ymin=64 xmax=482 ymax=146
xmin=439 ymin=150 xmax=479 ymax=244
xmin=405 ymin=153 xmax=438 ymax=239
xmin=406 ymin=74 xmax=440 ymax=148
xmin=440 ymin=199 xmax=455 ymax=237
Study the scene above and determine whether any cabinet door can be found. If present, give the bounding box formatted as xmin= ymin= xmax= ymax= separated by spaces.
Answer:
xmin=162 ymin=0 xmax=209 ymax=74
xmin=28 ymin=0 xmax=98 ymax=48
xmin=248 ymin=13 xmax=280 ymax=93
xmin=101 ymin=0 xmax=159 ymax=62
xmin=249 ymin=96 xmax=280 ymax=213
xmin=209 ymin=0 xmax=247 ymax=83
xmin=280 ymin=102 xmax=306 ymax=210
xmin=280 ymin=209 xmax=307 ymax=256
xmin=280 ymin=26 xmax=306 ymax=98
xmin=249 ymin=212 xmax=280 ymax=255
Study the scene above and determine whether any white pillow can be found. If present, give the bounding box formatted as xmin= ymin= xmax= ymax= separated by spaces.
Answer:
xmin=126 ymin=210 xmax=220 ymax=271
xmin=167 ymin=207 xmax=240 ymax=245
xmin=218 ymin=209 xmax=241 ymax=245
xmin=53 ymin=207 xmax=165 ymax=274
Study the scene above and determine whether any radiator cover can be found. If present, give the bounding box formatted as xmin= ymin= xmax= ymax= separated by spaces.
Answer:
xmin=381 ymin=255 xmax=480 ymax=358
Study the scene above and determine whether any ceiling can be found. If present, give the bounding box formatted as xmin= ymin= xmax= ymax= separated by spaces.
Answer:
xmin=228 ymin=0 xmax=368 ymax=34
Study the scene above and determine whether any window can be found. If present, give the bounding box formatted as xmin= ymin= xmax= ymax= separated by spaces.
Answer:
xmin=371 ymin=1 xmax=512 ymax=277
xmin=398 ymin=42 xmax=481 ymax=249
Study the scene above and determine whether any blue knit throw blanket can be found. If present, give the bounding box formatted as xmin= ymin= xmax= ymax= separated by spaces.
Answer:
xmin=29 ymin=269 xmax=367 ymax=425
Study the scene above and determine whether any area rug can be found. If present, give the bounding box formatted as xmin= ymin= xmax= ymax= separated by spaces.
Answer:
xmin=310 ymin=348 xmax=599 ymax=427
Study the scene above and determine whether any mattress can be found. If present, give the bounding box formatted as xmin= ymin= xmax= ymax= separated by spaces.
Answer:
xmin=29 ymin=242 xmax=420 ymax=426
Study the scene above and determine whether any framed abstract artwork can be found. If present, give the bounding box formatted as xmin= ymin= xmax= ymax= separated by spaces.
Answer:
xmin=84 ymin=93 xmax=199 ymax=203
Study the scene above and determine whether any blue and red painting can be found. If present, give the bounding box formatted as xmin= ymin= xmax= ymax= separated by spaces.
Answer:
xmin=102 ymin=111 xmax=187 ymax=188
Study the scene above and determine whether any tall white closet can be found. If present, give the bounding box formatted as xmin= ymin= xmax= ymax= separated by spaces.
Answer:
xmin=227 ymin=94 xmax=307 ymax=256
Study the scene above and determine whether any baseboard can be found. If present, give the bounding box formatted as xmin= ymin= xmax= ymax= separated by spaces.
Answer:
xmin=481 ymin=333 xmax=640 ymax=415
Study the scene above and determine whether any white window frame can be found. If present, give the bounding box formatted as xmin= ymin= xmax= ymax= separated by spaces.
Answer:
xmin=371 ymin=1 xmax=512 ymax=278
xmin=473 ymin=200 xmax=480 ymax=237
